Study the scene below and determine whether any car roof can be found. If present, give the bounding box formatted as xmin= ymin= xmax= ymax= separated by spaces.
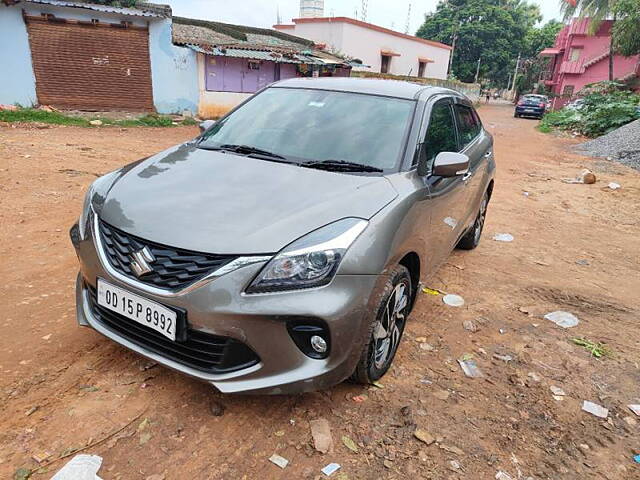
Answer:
xmin=271 ymin=77 xmax=454 ymax=100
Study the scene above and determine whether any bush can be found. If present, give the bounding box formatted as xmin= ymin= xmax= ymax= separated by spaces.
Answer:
xmin=540 ymin=82 xmax=640 ymax=137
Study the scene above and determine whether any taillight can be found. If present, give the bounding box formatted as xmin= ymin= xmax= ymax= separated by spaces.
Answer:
xmin=539 ymin=103 xmax=545 ymax=108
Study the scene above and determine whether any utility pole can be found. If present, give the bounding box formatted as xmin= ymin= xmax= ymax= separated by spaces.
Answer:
xmin=404 ymin=3 xmax=412 ymax=34
xmin=510 ymin=53 xmax=521 ymax=94
xmin=448 ymin=33 xmax=457 ymax=77
xmin=474 ymin=57 xmax=481 ymax=83
xmin=447 ymin=21 xmax=462 ymax=78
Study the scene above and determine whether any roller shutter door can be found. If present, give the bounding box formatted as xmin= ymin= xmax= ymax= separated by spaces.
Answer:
xmin=25 ymin=17 xmax=154 ymax=111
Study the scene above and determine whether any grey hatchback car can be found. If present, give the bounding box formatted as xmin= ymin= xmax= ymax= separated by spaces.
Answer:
xmin=71 ymin=78 xmax=495 ymax=394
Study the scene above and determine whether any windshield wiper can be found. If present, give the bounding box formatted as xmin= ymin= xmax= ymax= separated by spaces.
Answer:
xmin=218 ymin=144 xmax=287 ymax=160
xmin=303 ymin=159 xmax=383 ymax=173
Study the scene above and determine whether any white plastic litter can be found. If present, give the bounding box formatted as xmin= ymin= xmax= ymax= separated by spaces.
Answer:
xmin=495 ymin=472 xmax=514 ymax=480
xmin=321 ymin=463 xmax=341 ymax=476
xmin=582 ymin=400 xmax=609 ymax=419
xmin=628 ymin=404 xmax=640 ymax=416
xmin=608 ymin=182 xmax=621 ymax=190
xmin=550 ymin=386 xmax=566 ymax=397
xmin=544 ymin=311 xmax=579 ymax=328
xmin=443 ymin=294 xmax=465 ymax=307
xmin=51 ymin=454 xmax=102 ymax=480
xmin=269 ymin=454 xmax=289 ymax=469
xmin=493 ymin=233 xmax=514 ymax=242
xmin=458 ymin=358 xmax=484 ymax=378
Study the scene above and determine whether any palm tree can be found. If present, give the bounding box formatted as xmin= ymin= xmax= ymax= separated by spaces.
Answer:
xmin=560 ymin=0 xmax=617 ymax=81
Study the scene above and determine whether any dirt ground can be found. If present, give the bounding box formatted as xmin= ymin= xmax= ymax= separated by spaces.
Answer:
xmin=1 ymin=103 xmax=639 ymax=480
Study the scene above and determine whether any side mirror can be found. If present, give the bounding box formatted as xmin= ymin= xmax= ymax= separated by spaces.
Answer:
xmin=432 ymin=152 xmax=470 ymax=177
xmin=199 ymin=119 xmax=216 ymax=133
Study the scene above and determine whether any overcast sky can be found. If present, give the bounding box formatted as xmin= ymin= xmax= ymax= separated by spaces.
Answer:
xmin=165 ymin=0 xmax=563 ymax=35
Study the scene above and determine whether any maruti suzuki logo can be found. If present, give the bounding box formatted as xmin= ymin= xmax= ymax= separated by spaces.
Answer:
xmin=130 ymin=247 xmax=155 ymax=277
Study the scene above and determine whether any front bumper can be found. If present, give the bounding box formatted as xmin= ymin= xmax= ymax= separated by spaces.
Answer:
xmin=515 ymin=106 xmax=545 ymax=117
xmin=72 ymin=220 xmax=381 ymax=395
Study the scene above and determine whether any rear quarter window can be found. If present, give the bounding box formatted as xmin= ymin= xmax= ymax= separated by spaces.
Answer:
xmin=453 ymin=104 xmax=481 ymax=149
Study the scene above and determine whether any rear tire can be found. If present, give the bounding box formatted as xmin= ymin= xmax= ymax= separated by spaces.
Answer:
xmin=514 ymin=112 xmax=519 ymax=118
xmin=351 ymin=265 xmax=411 ymax=384
xmin=457 ymin=191 xmax=489 ymax=250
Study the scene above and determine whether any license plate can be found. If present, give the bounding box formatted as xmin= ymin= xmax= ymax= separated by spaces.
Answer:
xmin=97 ymin=279 xmax=178 ymax=341
xmin=525 ymin=109 xmax=535 ymax=113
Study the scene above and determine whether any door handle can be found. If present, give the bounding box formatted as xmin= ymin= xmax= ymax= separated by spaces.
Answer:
xmin=484 ymin=151 xmax=493 ymax=158
xmin=462 ymin=171 xmax=472 ymax=182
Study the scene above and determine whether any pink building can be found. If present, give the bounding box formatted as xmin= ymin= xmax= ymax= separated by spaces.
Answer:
xmin=540 ymin=18 xmax=639 ymax=109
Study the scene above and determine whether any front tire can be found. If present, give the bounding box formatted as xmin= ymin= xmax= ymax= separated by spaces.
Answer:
xmin=351 ymin=265 xmax=411 ymax=384
xmin=457 ymin=191 xmax=489 ymax=250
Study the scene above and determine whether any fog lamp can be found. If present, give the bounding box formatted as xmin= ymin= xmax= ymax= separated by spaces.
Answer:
xmin=310 ymin=335 xmax=328 ymax=353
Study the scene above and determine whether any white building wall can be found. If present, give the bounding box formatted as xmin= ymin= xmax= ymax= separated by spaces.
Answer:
xmin=277 ymin=22 xmax=345 ymax=57
xmin=277 ymin=20 xmax=450 ymax=80
xmin=339 ymin=22 xmax=450 ymax=79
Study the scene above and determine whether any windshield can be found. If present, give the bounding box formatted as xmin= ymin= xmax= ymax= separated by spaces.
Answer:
xmin=524 ymin=95 xmax=546 ymax=101
xmin=198 ymin=87 xmax=415 ymax=170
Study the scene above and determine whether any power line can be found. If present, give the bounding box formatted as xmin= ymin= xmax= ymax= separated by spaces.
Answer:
xmin=404 ymin=3 xmax=412 ymax=34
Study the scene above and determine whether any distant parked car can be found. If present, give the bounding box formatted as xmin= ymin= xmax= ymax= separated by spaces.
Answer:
xmin=514 ymin=94 xmax=548 ymax=119
xmin=70 ymin=78 xmax=495 ymax=394
xmin=566 ymin=98 xmax=586 ymax=111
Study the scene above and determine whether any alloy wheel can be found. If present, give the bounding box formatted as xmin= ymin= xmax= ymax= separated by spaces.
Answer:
xmin=372 ymin=280 xmax=410 ymax=369
xmin=474 ymin=195 xmax=488 ymax=244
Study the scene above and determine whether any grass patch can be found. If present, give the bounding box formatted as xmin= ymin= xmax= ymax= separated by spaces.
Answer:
xmin=536 ymin=123 xmax=552 ymax=133
xmin=0 ymin=108 xmax=198 ymax=128
xmin=572 ymin=338 xmax=612 ymax=358
xmin=0 ymin=108 xmax=89 ymax=126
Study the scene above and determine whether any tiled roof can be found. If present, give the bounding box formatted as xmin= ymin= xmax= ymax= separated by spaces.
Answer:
xmin=10 ymin=0 xmax=172 ymax=17
xmin=172 ymin=17 xmax=315 ymax=50
xmin=172 ymin=16 xmax=349 ymax=66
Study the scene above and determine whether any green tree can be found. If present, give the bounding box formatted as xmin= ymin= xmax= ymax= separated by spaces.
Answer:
xmin=612 ymin=0 xmax=640 ymax=56
xmin=416 ymin=0 xmax=541 ymax=85
xmin=513 ymin=20 xmax=564 ymax=95
xmin=522 ymin=20 xmax=564 ymax=58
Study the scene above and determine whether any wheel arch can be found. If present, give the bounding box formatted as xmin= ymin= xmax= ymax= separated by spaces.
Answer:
xmin=398 ymin=251 xmax=420 ymax=311
xmin=487 ymin=179 xmax=495 ymax=200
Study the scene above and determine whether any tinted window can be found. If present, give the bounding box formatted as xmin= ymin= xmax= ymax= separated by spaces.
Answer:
xmin=423 ymin=102 xmax=457 ymax=168
xmin=454 ymin=105 xmax=481 ymax=148
xmin=199 ymin=88 xmax=415 ymax=170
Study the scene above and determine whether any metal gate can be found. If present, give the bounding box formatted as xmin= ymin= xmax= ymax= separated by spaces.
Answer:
xmin=25 ymin=16 xmax=154 ymax=111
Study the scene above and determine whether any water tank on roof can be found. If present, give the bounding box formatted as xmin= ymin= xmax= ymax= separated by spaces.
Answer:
xmin=300 ymin=0 xmax=324 ymax=18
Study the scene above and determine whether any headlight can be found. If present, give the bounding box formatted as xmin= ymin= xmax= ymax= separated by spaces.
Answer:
xmin=245 ymin=218 xmax=368 ymax=294
xmin=78 ymin=170 xmax=120 ymax=240
xmin=78 ymin=184 xmax=95 ymax=240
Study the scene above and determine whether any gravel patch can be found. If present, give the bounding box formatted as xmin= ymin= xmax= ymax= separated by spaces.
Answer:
xmin=576 ymin=119 xmax=640 ymax=171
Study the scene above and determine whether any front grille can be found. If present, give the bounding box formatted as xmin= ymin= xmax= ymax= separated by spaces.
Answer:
xmin=87 ymin=287 xmax=260 ymax=373
xmin=98 ymin=220 xmax=237 ymax=290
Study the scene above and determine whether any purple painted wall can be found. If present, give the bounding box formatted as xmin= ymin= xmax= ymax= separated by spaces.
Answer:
xmin=279 ymin=63 xmax=298 ymax=80
xmin=206 ymin=55 xmax=285 ymax=93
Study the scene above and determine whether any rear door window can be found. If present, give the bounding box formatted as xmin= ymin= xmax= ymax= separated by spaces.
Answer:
xmin=453 ymin=104 xmax=481 ymax=149
xmin=423 ymin=101 xmax=458 ymax=170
